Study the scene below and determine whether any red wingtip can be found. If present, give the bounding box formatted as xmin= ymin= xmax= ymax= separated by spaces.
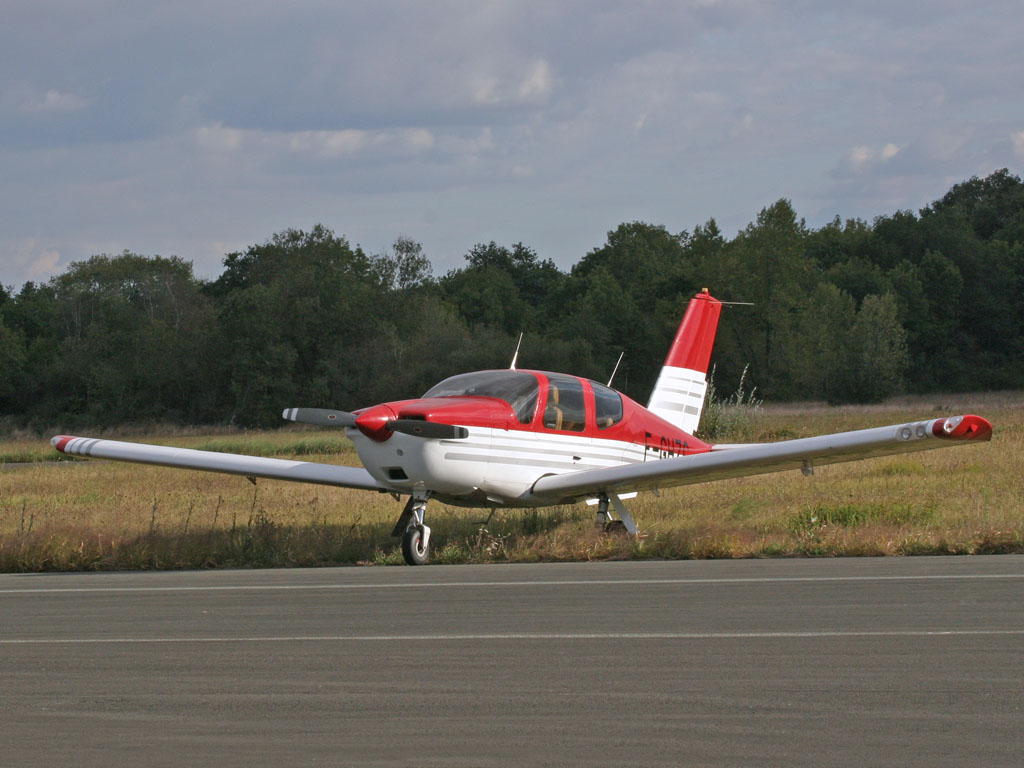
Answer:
xmin=51 ymin=435 xmax=75 ymax=453
xmin=932 ymin=415 xmax=993 ymax=442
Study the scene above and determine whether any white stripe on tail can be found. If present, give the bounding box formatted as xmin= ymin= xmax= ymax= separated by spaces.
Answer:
xmin=646 ymin=289 xmax=722 ymax=435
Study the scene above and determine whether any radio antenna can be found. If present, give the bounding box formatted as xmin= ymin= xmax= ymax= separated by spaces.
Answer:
xmin=607 ymin=351 xmax=625 ymax=387
xmin=509 ymin=332 xmax=524 ymax=370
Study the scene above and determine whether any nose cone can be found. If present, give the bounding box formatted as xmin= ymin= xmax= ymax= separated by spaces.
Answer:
xmin=354 ymin=404 xmax=397 ymax=442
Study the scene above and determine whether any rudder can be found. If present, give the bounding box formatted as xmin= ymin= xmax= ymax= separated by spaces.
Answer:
xmin=646 ymin=289 xmax=722 ymax=434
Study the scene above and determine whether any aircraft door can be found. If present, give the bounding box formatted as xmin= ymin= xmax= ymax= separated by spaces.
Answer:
xmin=532 ymin=373 xmax=600 ymax=473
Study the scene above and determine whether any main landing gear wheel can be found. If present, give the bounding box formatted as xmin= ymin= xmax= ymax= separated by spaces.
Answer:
xmin=401 ymin=524 xmax=430 ymax=566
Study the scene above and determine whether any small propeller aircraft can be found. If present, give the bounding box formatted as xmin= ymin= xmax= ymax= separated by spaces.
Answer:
xmin=51 ymin=289 xmax=992 ymax=564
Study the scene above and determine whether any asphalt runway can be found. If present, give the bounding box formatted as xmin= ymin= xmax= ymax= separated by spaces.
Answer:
xmin=2 ymin=557 xmax=1022 ymax=767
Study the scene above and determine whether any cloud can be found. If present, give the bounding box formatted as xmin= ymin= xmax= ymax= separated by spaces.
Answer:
xmin=436 ymin=128 xmax=495 ymax=158
xmin=845 ymin=142 xmax=900 ymax=172
xmin=1 ymin=0 xmax=1022 ymax=287
xmin=1013 ymin=131 xmax=1024 ymax=159
xmin=730 ymin=112 xmax=754 ymax=138
xmin=3 ymin=239 xmax=64 ymax=283
xmin=195 ymin=123 xmax=244 ymax=153
xmin=18 ymin=89 xmax=90 ymax=114
xmin=402 ymin=128 xmax=436 ymax=152
xmin=519 ymin=59 xmax=554 ymax=99
xmin=28 ymin=246 xmax=62 ymax=277
xmin=191 ymin=124 xmax=443 ymax=166
xmin=287 ymin=129 xmax=367 ymax=158
xmin=472 ymin=76 xmax=500 ymax=105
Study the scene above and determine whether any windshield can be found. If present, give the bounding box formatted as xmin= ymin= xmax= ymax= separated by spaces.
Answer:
xmin=423 ymin=371 xmax=540 ymax=424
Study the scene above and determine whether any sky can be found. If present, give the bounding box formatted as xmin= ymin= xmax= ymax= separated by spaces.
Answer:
xmin=2 ymin=0 xmax=1023 ymax=287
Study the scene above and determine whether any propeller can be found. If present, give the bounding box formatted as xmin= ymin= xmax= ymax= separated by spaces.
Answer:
xmin=386 ymin=419 xmax=468 ymax=440
xmin=281 ymin=408 xmax=356 ymax=428
xmin=283 ymin=407 xmax=468 ymax=440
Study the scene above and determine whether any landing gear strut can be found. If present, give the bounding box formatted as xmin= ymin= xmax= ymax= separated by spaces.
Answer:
xmin=595 ymin=493 xmax=638 ymax=536
xmin=392 ymin=493 xmax=431 ymax=565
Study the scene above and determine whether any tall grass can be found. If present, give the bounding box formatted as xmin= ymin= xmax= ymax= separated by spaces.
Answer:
xmin=697 ymin=365 xmax=765 ymax=442
xmin=1 ymin=392 xmax=1020 ymax=571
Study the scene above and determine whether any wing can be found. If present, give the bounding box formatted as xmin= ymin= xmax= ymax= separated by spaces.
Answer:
xmin=528 ymin=414 xmax=992 ymax=504
xmin=51 ymin=435 xmax=386 ymax=492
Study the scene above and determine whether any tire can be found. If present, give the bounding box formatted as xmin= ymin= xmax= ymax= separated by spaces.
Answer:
xmin=401 ymin=525 xmax=430 ymax=565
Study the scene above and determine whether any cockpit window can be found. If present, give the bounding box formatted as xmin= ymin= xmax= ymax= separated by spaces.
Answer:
xmin=542 ymin=375 xmax=586 ymax=432
xmin=422 ymin=371 xmax=539 ymax=424
xmin=590 ymin=380 xmax=623 ymax=430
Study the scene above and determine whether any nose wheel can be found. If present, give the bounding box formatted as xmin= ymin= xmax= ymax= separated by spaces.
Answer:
xmin=392 ymin=493 xmax=431 ymax=565
xmin=401 ymin=523 xmax=430 ymax=565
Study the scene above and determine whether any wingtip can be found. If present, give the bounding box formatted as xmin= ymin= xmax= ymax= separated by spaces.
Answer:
xmin=51 ymin=435 xmax=74 ymax=453
xmin=933 ymin=415 xmax=993 ymax=442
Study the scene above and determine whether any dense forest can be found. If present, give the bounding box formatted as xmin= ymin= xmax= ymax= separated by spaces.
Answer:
xmin=1 ymin=169 xmax=1022 ymax=429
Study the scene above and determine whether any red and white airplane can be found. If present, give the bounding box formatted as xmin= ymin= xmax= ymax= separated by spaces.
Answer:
xmin=52 ymin=290 xmax=992 ymax=564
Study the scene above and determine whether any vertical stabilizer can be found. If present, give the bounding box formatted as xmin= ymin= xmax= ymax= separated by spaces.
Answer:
xmin=646 ymin=289 xmax=722 ymax=434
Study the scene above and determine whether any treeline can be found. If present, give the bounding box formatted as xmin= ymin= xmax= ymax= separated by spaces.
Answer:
xmin=1 ymin=169 xmax=1022 ymax=428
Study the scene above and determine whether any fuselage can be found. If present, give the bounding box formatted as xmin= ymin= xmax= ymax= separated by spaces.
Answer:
xmin=347 ymin=369 xmax=711 ymax=506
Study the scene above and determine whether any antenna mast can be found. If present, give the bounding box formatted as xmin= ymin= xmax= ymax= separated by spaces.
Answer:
xmin=607 ymin=351 xmax=625 ymax=387
xmin=509 ymin=332 xmax=524 ymax=370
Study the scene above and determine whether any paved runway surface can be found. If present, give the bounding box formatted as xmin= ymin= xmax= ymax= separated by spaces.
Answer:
xmin=2 ymin=556 xmax=1022 ymax=767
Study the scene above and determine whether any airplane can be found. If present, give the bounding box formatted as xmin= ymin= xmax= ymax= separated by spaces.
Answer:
xmin=51 ymin=289 xmax=993 ymax=565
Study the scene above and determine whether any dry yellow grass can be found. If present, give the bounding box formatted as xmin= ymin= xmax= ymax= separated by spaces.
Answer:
xmin=1 ymin=392 xmax=1021 ymax=570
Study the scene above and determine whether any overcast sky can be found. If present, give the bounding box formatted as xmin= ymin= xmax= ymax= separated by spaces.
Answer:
xmin=2 ymin=0 xmax=1022 ymax=287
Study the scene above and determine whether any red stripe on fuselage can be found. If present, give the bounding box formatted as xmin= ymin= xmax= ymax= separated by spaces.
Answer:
xmin=379 ymin=371 xmax=711 ymax=457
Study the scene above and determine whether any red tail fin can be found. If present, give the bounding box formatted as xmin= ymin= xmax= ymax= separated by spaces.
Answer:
xmin=663 ymin=289 xmax=722 ymax=373
xmin=646 ymin=289 xmax=722 ymax=434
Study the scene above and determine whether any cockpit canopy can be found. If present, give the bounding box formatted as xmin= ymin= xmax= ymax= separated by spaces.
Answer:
xmin=423 ymin=369 xmax=624 ymax=432
xmin=423 ymin=371 xmax=539 ymax=424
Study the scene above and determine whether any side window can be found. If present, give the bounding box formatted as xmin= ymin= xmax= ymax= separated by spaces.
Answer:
xmin=591 ymin=381 xmax=623 ymax=430
xmin=542 ymin=375 xmax=586 ymax=432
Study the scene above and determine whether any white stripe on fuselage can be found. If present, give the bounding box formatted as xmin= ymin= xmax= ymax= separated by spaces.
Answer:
xmin=353 ymin=425 xmax=680 ymax=505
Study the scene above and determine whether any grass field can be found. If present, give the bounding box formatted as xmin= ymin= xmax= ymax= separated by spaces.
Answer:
xmin=1 ymin=392 xmax=1021 ymax=571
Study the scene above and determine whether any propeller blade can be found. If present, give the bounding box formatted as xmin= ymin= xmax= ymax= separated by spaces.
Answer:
xmin=387 ymin=419 xmax=469 ymax=440
xmin=282 ymin=408 xmax=357 ymax=428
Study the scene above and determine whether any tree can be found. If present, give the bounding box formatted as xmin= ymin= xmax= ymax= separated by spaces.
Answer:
xmin=439 ymin=241 xmax=565 ymax=335
xmin=923 ymin=168 xmax=1024 ymax=241
xmin=209 ymin=225 xmax=389 ymax=424
xmin=570 ymin=222 xmax=695 ymax=400
xmin=27 ymin=253 xmax=220 ymax=422
xmin=841 ymin=293 xmax=908 ymax=402
xmin=699 ymin=200 xmax=814 ymax=397
xmin=774 ymin=283 xmax=856 ymax=402
xmin=375 ymin=236 xmax=432 ymax=292
xmin=0 ymin=316 xmax=26 ymax=410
